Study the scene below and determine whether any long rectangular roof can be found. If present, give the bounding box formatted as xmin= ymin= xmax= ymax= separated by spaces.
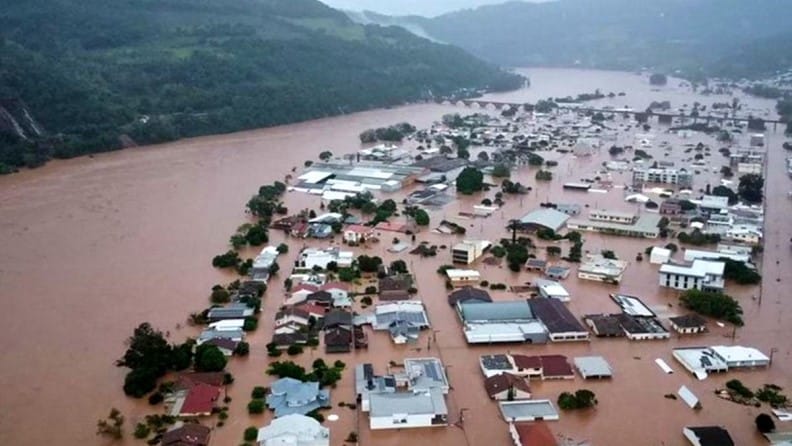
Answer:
xmin=529 ymin=299 xmax=586 ymax=333
xmin=499 ymin=400 xmax=559 ymax=422
xmin=519 ymin=208 xmax=570 ymax=232
xmin=369 ymin=388 xmax=447 ymax=417
xmin=459 ymin=301 xmax=534 ymax=322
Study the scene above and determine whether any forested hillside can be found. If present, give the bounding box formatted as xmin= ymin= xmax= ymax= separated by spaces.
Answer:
xmin=352 ymin=0 xmax=792 ymax=80
xmin=0 ymin=0 xmax=522 ymax=172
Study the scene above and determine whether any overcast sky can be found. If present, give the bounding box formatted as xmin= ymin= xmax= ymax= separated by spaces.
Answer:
xmin=319 ymin=0 xmax=545 ymax=17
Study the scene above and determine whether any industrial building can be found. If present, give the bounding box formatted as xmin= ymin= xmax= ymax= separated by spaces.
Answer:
xmin=659 ymin=260 xmax=725 ymax=291
xmin=457 ymin=301 xmax=548 ymax=344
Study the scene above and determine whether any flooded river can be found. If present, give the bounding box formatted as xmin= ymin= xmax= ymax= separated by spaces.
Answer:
xmin=0 ymin=68 xmax=789 ymax=446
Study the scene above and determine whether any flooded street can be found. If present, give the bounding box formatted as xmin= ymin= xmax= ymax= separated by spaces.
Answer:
xmin=0 ymin=68 xmax=790 ymax=446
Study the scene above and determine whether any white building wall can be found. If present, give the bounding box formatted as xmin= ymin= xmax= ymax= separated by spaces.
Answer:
xmin=370 ymin=413 xmax=439 ymax=430
xmin=659 ymin=272 xmax=702 ymax=290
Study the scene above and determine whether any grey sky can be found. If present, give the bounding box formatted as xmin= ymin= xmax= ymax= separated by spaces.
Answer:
xmin=319 ymin=0 xmax=545 ymax=18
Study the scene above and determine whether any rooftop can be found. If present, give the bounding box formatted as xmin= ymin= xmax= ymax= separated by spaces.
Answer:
xmin=519 ymin=208 xmax=571 ymax=232
xmin=683 ymin=426 xmax=734 ymax=446
xmin=512 ymin=422 xmax=558 ymax=446
xmin=534 ymin=279 xmax=571 ymax=300
xmin=669 ymin=314 xmax=707 ymax=328
xmin=529 ymin=298 xmax=586 ymax=333
xmin=448 ymin=287 xmax=493 ymax=306
xmin=369 ymin=388 xmax=447 ymax=417
xmin=480 ymin=354 xmax=514 ymax=372
xmin=459 ymin=301 xmax=534 ymax=322
xmin=500 ymin=400 xmax=559 ymax=422
xmin=161 ymin=424 xmax=211 ymax=446
xmin=257 ymin=414 xmax=330 ymax=445
xmin=484 ymin=373 xmax=530 ymax=398
xmin=574 ymin=356 xmax=613 ymax=379
xmin=610 ymin=294 xmax=655 ymax=317
xmin=660 ymin=259 xmax=725 ymax=278
xmin=404 ymin=357 xmax=449 ymax=391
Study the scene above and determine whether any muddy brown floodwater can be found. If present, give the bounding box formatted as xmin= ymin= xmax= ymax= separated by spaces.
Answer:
xmin=0 ymin=68 xmax=790 ymax=446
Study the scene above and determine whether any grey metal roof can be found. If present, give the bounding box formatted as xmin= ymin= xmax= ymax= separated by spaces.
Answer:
xmin=375 ymin=310 xmax=429 ymax=330
xmin=459 ymin=301 xmax=534 ymax=322
xmin=529 ymin=298 xmax=586 ymax=333
xmin=480 ymin=354 xmax=513 ymax=371
xmin=519 ymin=208 xmax=571 ymax=232
xmin=499 ymin=400 xmax=559 ymax=421
xmin=266 ymin=378 xmax=330 ymax=417
xmin=574 ymin=356 xmax=613 ymax=378
xmin=369 ymin=388 xmax=447 ymax=417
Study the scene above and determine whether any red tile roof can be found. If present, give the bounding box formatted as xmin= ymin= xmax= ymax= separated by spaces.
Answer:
xmin=320 ymin=282 xmax=349 ymax=291
xmin=539 ymin=355 xmax=574 ymax=378
xmin=291 ymin=283 xmax=319 ymax=294
xmin=180 ymin=383 xmax=221 ymax=416
xmin=176 ymin=372 xmax=225 ymax=389
xmin=513 ymin=422 xmax=558 ymax=446
xmin=512 ymin=354 xmax=542 ymax=370
xmin=375 ymin=221 xmax=408 ymax=233
xmin=162 ymin=424 xmax=211 ymax=446
xmin=345 ymin=224 xmax=374 ymax=234
xmin=294 ymin=303 xmax=328 ymax=317
xmin=484 ymin=373 xmax=531 ymax=398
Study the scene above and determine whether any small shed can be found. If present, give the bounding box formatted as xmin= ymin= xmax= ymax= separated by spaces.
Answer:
xmin=669 ymin=314 xmax=707 ymax=334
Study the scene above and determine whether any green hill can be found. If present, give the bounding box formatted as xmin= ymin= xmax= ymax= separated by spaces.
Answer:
xmin=0 ymin=0 xmax=522 ymax=171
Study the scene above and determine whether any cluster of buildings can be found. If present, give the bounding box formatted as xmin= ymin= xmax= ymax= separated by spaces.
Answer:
xmin=584 ymin=294 xmax=670 ymax=340
xmin=673 ymin=345 xmax=770 ymax=379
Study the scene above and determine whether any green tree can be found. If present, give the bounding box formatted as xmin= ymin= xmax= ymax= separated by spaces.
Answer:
xmin=456 ymin=167 xmax=484 ymax=195
xmin=319 ymin=150 xmax=333 ymax=161
xmin=267 ymin=361 xmax=308 ymax=380
xmin=251 ymin=386 xmax=267 ymax=399
xmin=247 ymin=399 xmax=265 ymax=414
xmin=118 ymin=323 xmax=173 ymax=375
xmin=244 ymin=427 xmax=259 ymax=442
xmin=756 ymin=413 xmax=776 ymax=433
xmin=234 ymin=341 xmax=250 ymax=356
xmin=712 ymin=185 xmax=738 ymax=205
xmin=123 ymin=368 xmax=158 ymax=398
xmin=133 ymin=422 xmax=150 ymax=439
xmin=96 ymin=408 xmax=125 ymax=440
xmin=287 ymin=345 xmax=304 ymax=356
xmin=738 ymin=174 xmax=763 ymax=204
xmin=414 ymin=209 xmax=430 ymax=226
xmin=277 ymin=243 xmax=289 ymax=254
xmin=357 ymin=255 xmax=383 ymax=273
xmin=194 ymin=344 xmax=227 ymax=372
xmin=679 ymin=289 xmax=743 ymax=326
xmin=491 ymin=163 xmax=511 ymax=178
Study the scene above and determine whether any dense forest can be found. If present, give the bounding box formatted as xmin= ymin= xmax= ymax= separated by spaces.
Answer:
xmin=0 ymin=0 xmax=523 ymax=172
xmin=352 ymin=0 xmax=792 ymax=80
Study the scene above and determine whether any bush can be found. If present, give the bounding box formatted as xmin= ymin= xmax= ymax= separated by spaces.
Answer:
xmin=147 ymin=392 xmax=164 ymax=405
xmin=234 ymin=341 xmax=250 ymax=356
xmin=277 ymin=243 xmax=289 ymax=254
xmin=364 ymin=286 xmax=377 ymax=294
xmin=210 ymin=287 xmax=231 ymax=304
xmin=756 ymin=413 xmax=776 ymax=433
xmin=726 ymin=379 xmax=753 ymax=398
xmin=251 ymin=386 xmax=267 ymax=399
xmin=124 ymin=367 xmax=158 ymax=398
xmin=679 ymin=289 xmax=743 ymax=326
xmin=491 ymin=245 xmax=506 ymax=258
xmin=243 ymin=318 xmax=258 ymax=332
xmin=307 ymin=410 xmax=325 ymax=423
xmin=721 ymin=259 xmax=761 ymax=284
xmin=557 ymin=389 xmax=597 ymax=410
xmin=601 ymin=250 xmax=617 ymax=260
xmin=287 ymin=345 xmax=304 ymax=356
xmin=194 ymin=344 xmax=227 ymax=372
xmin=546 ymin=246 xmax=562 ymax=256
xmin=361 ymin=296 xmax=373 ymax=306
xmin=244 ymin=427 xmax=259 ymax=442
xmin=247 ymin=399 xmax=265 ymax=414
xmin=134 ymin=423 xmax=151 ymax=439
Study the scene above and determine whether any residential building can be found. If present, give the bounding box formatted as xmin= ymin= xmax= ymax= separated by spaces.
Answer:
xmin=162 ymin=424 xmax=211 ymax=446
xmin=265 ymin=378 xmax=330 ymax=417
xmin=207 ymin=304 xmax=254 ymax=322
xmin=484 ymin=373 xmax=532 ymax=400
xmin=659 ymin=199 xmax=683 ymax=216
xmin=457 ymin=301 xmax=548 ymax=344
xmin=659 ymin=260 xmax=725 ymax=291
xmin=324 ymin=327 xmax=352 ymax=353
xmin=525 ymin=258 xmax=547 ymax=272
xmin=725 ymin=224 xmax=763 ymax=245
xmin=683 ymin=426 xmax=735 ymax=446
xmin=567 ymin=213 xmax=661 ymax=238
xmin=403 ymin=358 xmax=450 ymax=394
xmin=203 ymin=338 xmax=238 ymax=356
xmin=369 ymin=388 xmax=448 ymax=430
xmin=577 ymin=254 xmax=628 ymax=283
xmin=274 ymin=308 xmax=310 ymax=335
xmin=698 ymin=195 xmax=729 ymax=214
xmin=529 ymin=298 xmax=589 ymax=342
xmin=251 ymin=246 xmax=280 ymax=282
xmin=197 ymin=328 xmax=244 ymax=345
xmin=499 ymin=400 xmax=559 ymax=422
xmin=668 ymin=314 xmax=707 ymax=334
xmin=534 ymin=279 xmax=571 ymax=302
xmin=367 ymin=301 xmax=430 ymax=344
xmin=574 ymin=356 xmax=613 ymax=379
xmin=343 ymin=224 xmax=374 ymax=244
xmin=452 ymin=240 xmax=492 ymax=264
xmin=296 ymin=248 xmax=353 ymax=270
xmin=169 ymin=383 xmax=221 ymax=417
xmin=710 ymin=345 xmax=770 ymax=368
xmin=632 ymin=167 xmax=693 ymax=187
xmin=683 ymin=248 xmax=751 ymax=264
xmin=257 ymin=414 xmax=330 ymax=446
xmin=650 ymin=247 xmax=672 ymax=264
xmin=378 ymin=275 xmax=413 ymax=301
xmin=445 ymin=269 xmax=482 ymax=287
xmin=673 ymin=346 xmax=769 ymax=378
xmin=589 ymin=209 xmax=637 ymax=224
xmin=544 ymin=265 xmax=570 ymax=280
xmin=508 ymin=422 xmax=558 ymax=446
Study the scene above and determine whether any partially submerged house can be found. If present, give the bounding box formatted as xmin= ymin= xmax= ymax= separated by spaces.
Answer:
xmin=448 ymin=287 xmax=492 ymax=306
xmin=445 ymin=268 xmax=482 ymax=287
xmin=162 ymin=424 xmax=212 ymax=446
xmin=516 ymin=208 xmax=570 ymax=233
xmin=484 ymin=373 xmax=532 ymax=400
xmin=577 ymin=254 xmax=628 ymax=283
xmin=499 ymin=400 xmax=559 ymax=422
xmin=265 ymin=378 xmax=330 ymax=417
xmin=574 ymin=356 xmax=613 ymax=379
xmin=378 ymin=275 xmax=413 ymax=301
xmin=669 ymin=314 xmax=707 ymax=334
xmin=168 ymin=382 xmax=221 ymax=418
xmin=534 ymin=279 xmax=571 ymax=302
xmin=452 ymin=240 xmax=492 ymax=264
xmin=256 ymin=414 xmax=330 ymax=446
xmin=508 ymin=422 xmax=558 ymax=446
xmin=659 ymin=260 xmax=725 ymax=291
xmin=682 ymin=426 xmax=735 ymax=446
xmin=529 ymin=298 xmax=589 ymax=342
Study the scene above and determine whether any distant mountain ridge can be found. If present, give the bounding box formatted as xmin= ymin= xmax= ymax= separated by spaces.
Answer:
xmin=349 ymin=0 xmax=792 ymax=79
xmin=0 ymin=0 xmax=522 ymax=172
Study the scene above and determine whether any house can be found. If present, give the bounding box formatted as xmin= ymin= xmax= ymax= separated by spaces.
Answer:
xmin=176 ymin=373 xmax=226 ymax=389
xmin=286 ymin=283 xmax=320 ymax=306
xmin=343 ymin=224 xmax=374 ymax=244
xmin=508 ymin=422 xmax=558 ymax=446
xmin=683 ymin=248 xmax=751 ymax=265
xmin=574 ymin=356 xmax=613 ymax=379
xmin=251 ymin=246 xmax=280 ymax=282
xmin=355 ymin=363 xmax=396 ymax=412
xmin=369 ymin=388 xmax=448 ymax=430
xmin=324 ymin=327 xmax=352 ymax=353
xmin=659 ymin=260 xmax=725 ymax=291
xmin=698 ymin=195 xmax=730 ymax=214
xmin=577 ymin=254 xmax=628 ymax=283
xmin=507 ymin=354 xmax=575 ymax=380
xmin=207 ymin=304 xmax=254 ymax=322
xmin=162 ymin=424 xmax=212 ymax=446
xmin=583 ymin=314 xmax=626 ymax=337
xmin=516 ymin=208 xmax=570 ymax=233
xmin=669 ymin=314 xmax=707 ymax=334
xmin=682 ymin=426 xmax=735 ymax=446
xmin=525 ymin=258 xmax=547 ymax=272
xmin=499 ymin=400 xmax=559 ymax=422
xmin=209 ymin=319 xmax=245 ymax=332
xmin=322 ymin=309 xmax=353 ymax=330
xmin=445 ymin=269 xmax=482 ymax=287
xmin=305 ymin=290 xmax=333 ymax=307
xmin=529 ymin=298 xmax=589 ymax=342
xmin=296 ymin=247 xmax=353 ymax=270
xmin=484 ymin=373 xmax=532 ymax=400
xmin=673 ymin=345 xmax=769 ymax=378
xmin=480 ymin=354 xmax=522 ymax=378
xmin=265 ymin=378 xmax=330 ymax=417
xmin=402 ymin=357 xmax=449 ymax=393
xmin=534 ymin=279 xmax=571 ymax=302
xmin=319 ymin=282 xmax=352 ymax=307
xmin=197 ymin=328 xmax=244 ymax=345
xmin=448 ymin=287 xmax=492 ymax=306
xmin=659 ymin=199 xmax=683 ymax=216
xmin=544 ymin=265 xmax=570 ymax=280
xmin=271 ymin=332 xmax=309 ymax=349
xmin=274 ymin=308 xmax=311 ymax=334
xmin=452 ymin=240 xmax=492 ymax=264
xmin=613 ymin=313 xmax=670 ymax=340
xmin=710 ymin=345 xmax=769 ymax=368
xmin=378 ymin=275 xmax=413 ymax=301
xmin=170 ymin=383 xmax=221 ymax=417
xmin=293 ymin=303 xmax=327 ymax=321
xmin=725 ymin=224 xmax=763 ymax=245
xmin=457 ymin=301 xmax=548 ymax=344
xmin=203 ymin=338 xmax=238 ymax=356
xmin=370 ymin=301 xmax=430 ymax=344
xmin=256 ymin=414 xmax=329 ymax=446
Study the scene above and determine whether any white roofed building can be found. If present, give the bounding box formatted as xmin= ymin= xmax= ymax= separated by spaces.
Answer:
xmin=256 ymin=414 xmax=329 ymax=446
xmin=659 ymin=260 xmax=725 ymax=291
